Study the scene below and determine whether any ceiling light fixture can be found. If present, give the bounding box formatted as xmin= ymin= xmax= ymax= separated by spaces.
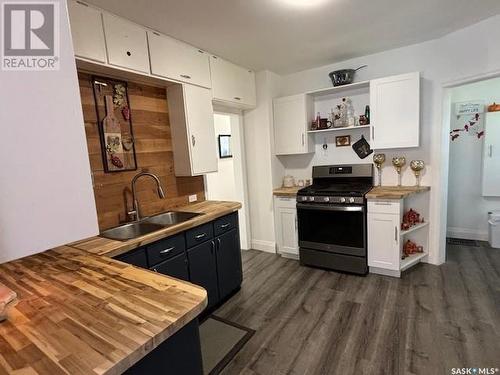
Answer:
xmin=275 ymin=0 xmax=330 ymax=8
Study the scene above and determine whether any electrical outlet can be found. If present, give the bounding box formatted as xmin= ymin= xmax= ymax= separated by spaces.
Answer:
xmin=188 ymin=194 xmax=198 ymax=203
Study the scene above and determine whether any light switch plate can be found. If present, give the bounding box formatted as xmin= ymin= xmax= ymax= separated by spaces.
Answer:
xmin=188 ymin=194 xmax=198 ymax=203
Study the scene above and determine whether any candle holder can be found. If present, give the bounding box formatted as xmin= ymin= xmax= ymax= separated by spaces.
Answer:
xmin=392 ymin=156 xmax=406 ymax=187
xmin=373 ymin=153 xmax=386 ymax=187
xmin=410 ymin=160 xmax=425 ymax=187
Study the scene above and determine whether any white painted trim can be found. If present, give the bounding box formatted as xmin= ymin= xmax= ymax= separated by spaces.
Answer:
xmin=279 ymin=252 xmax=299 ymax=260
xmin=447 ymin=227 xmax=488 ymax=241
xmin=369 ymin=267 xmax=401 ymax=278
xmin=434 ymin=68 xmax=500 ymax=266
xmin=251 ymin=239 xmax=276 ymax=253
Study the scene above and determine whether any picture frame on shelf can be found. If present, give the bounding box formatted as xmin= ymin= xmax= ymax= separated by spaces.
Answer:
xmin=218 ymin=134 xmax=232 ymax=158
xmin=335 ymin=135 xmax=351 ymax=147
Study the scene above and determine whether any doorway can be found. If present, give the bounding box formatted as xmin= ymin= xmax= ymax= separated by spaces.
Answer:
xmin=205 ymin=112 xmax=251 ymax=250
xmin=445 ymin=77 xmax=500 ymax=247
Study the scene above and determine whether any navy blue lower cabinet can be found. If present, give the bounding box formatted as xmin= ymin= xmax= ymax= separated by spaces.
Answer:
xmin=215 ymin=228 xmax=243 ymax=301
xmin=115 ymin=247 xmax=148 ymax=268
xmin=124 ymin=318 xmax=203 ymax=375
xmin=187 ymin=240 xmax=220 ymax=310
xmin=151 ymin=252 xmax=189 ymax=281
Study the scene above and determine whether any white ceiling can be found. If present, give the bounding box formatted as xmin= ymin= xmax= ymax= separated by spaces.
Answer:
xmin=86 ymin=0 xmax=500 ymax=74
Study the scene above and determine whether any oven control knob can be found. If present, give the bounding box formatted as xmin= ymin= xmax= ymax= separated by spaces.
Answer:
xmin=349 ymin=197 xmax=355 ymax=203
xmin=323 ymin=197 xmax=330 ymax=202
xmin=340 ymin=197 xmax=346 ymax=203
xmin=308 ymin=196 xmax=315 ymax=202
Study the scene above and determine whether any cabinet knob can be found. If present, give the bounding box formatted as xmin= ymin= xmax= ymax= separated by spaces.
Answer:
xmin=195 ymin=233 xmax=206 ymax=240
xmin=160 ymin=247 xmax=174 ymax=255
xmin=234 ymin=97 xmax=242 ymax=101
xmin=191 ymin=135 xmax=196 ymax=147
xmin=180 ymin=74 xmax=191 ymax=79
xmin=126 ymin=51 xmax=131 ymax=56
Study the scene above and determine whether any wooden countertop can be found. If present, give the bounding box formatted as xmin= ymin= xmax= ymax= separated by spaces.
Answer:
xmin=70 ymin=200 xmax=242 ymax=258
xmin=366 ymin=186 xmax=431 ymax=199
xmin=273 ymin=186 xmax=302 ymax=197
xmin=0 ymin=246 xmax=207 ymax=375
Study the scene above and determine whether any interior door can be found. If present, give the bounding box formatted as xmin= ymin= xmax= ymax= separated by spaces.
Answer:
xmin=482 ymin=112 xmax=500 ymax=196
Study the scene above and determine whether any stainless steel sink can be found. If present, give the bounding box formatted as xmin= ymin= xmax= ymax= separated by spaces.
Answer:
xmin=100 ymin=221 xmax=165 ymax=241
xmin=142 ymin=211 xmax=202 ymax=226
xmin=99 ymin=211 xmax=202 ymax=241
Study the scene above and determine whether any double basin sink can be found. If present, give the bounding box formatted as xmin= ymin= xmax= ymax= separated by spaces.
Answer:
xmin=100 ymin=211 xmax=202 ymax=241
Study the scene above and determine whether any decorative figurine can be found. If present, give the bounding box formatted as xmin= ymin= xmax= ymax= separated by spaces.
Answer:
xmin=402 ymin=239 xmax=424 ymax=259
xmin=392 ymin=156 xmax=406 ymax=187
xmin=410 ymin=160 xmax=425 ymax=187
xmin=373 ymin=153 xmax=386 ymax=187
xmin=401 ymin=208 xmax=424 ymax=230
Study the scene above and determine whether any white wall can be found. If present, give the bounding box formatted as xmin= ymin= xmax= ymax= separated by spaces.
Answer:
xmin=447 ymin=78 xmax=500 ymax=241
xmin=0 ymin=0 xmax=98 ymax=263
xmin=247 ymin=14 xmax=500 ymax=264
xmin=206 ymin=113 xmax=251 ymax=250
xmin=243 ymin=71 xmax=284 ymax=252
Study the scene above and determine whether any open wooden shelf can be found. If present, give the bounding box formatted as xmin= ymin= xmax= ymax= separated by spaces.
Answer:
xmin=306 ymin=80 xmax=370 ymax=97
xmin=400 ymin=252 xmax=427 ymax=271
xmin=307 ymin=125 xmax=371 ymax=134
xmin=400 ymin=221 xmax=429 ymax=237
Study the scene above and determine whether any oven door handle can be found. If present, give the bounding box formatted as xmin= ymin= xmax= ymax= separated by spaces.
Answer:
xmin=296 ymin=203 xmax=365 ymax=212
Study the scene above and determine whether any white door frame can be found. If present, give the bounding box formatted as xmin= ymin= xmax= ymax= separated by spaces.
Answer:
xmin=434 ymin=68 xmax=500 ymax=262
xmin=205 ymin=107 xmax=252 ymax=250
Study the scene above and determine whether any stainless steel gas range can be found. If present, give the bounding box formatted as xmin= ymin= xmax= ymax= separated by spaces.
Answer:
xmin=297 ymin=164 xmax=373 ymax=275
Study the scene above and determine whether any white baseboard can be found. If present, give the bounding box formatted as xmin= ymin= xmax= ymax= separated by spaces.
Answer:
xmin=251 ymin=239 xmax=276 ymax=253
xmin=447 ymin=227 xmax=488 ymax=241
xmin=279 ymin=252 xmax=299 ymax=260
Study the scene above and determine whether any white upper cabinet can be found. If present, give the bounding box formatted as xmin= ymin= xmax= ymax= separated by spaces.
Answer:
xmin=67 ymin=1 xmax=106 ymax=63
xmin=273 ymin=94 xmax=314 ymax=155
xmin=148 ymin=31 xmax=212 ymax=89
xmin=167 ymin=85 xmax=217 ymax=176
xmin=482 ymin=112 xmax=500 ymax=196
xmin=102 ymin=13 xmax=150 ymax=73
xmin=210 ymin=56 xmax=256 ymax=108
xmin=370 ymin=72 xmax=420 ymax=149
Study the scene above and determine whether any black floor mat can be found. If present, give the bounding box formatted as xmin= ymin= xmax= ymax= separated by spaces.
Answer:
xmin=447 ymin=237 xmax=479 ymax=247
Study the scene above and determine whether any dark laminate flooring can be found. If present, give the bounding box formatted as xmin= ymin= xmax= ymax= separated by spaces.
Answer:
xmin=214 ymin=243 xmax=500 ymax=375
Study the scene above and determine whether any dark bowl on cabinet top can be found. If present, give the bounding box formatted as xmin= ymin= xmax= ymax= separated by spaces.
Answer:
xmin=214 ymin=213 xmax=238 ymax=236
xmin=147 ymin=234 xmax=186 ymax=266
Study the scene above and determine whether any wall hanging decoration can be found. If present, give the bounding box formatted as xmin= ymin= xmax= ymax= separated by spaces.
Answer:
xmin=218 ymin=134 xmax=232 ymax=158
xmin=92 ymin=76 xmax=137 ymax=173
xmin=488 ymin=102 xmax=500 ymax=112
xmin=450 ymin=101 xmax=485 ymax=141
xmin=335 ymin=135 xmax=351 ymax=147
xmin=352 ymin=135 xmax=373 ymax=159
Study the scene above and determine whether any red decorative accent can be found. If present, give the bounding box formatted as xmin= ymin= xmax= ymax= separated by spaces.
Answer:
xmin=401 ymin=208 xmax=424 ymax=230
xmin=402 ymin=239 xmax=424 ymax=259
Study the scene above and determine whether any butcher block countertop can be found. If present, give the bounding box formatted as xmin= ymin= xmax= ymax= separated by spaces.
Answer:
xmin=70 ymin=200 xmax=242 ymax=258
xmin=366 ymin=186 xmax=431 ymax=199
xmin=0 ymin=246 xmax=207 ymax=375
xmin=273 ymin=186 xmax=302 ymax=197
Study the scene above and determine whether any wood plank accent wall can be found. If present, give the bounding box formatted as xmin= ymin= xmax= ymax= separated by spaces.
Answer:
xmin=78 ymin=72 xmax=205 ymax=230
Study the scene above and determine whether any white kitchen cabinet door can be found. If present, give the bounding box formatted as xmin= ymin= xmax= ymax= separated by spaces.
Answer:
xmin=210 ymin=56 xmax=256 ymax=108
xmin=68 ymin=1 xmax=107 ymax=63
xmin=482 ymin=112 xmax=500 ymax=196
xmin=148 ymin=32 xmax=211 ymax=89
xmin=370 ymin=72 xmax=420 ymax=149
xmin=102 ymin=13 xmax=150 ymax=73
xmin=167 ymin=85 xmax=217 ymax=176
xmin=273 ymin=94 xmax=314 ymax=155
xmin=367 ymin=212 xmax=400 ymax=271
xmin=274 ymin=197 xmax=299 ymax=257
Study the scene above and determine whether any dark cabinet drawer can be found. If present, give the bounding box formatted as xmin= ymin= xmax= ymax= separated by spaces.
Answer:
xmin=186 ymin=223 xmax=214 ymax=248
xmin=115 ymin=248 xmax=148 ymax=268
xmin=214 ymin=213 xmax=238 ymax=236
xmin=151 ymin=252 xmax=189 ymax=281
xmin=187 ymin=240 xmax=219 ymax=310
xmin=147 ymin=234 xmax=185 ymax=266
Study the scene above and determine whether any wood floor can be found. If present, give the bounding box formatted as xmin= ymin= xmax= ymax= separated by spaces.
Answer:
xmin=214 ymin=243 xmax=500 ymax=375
